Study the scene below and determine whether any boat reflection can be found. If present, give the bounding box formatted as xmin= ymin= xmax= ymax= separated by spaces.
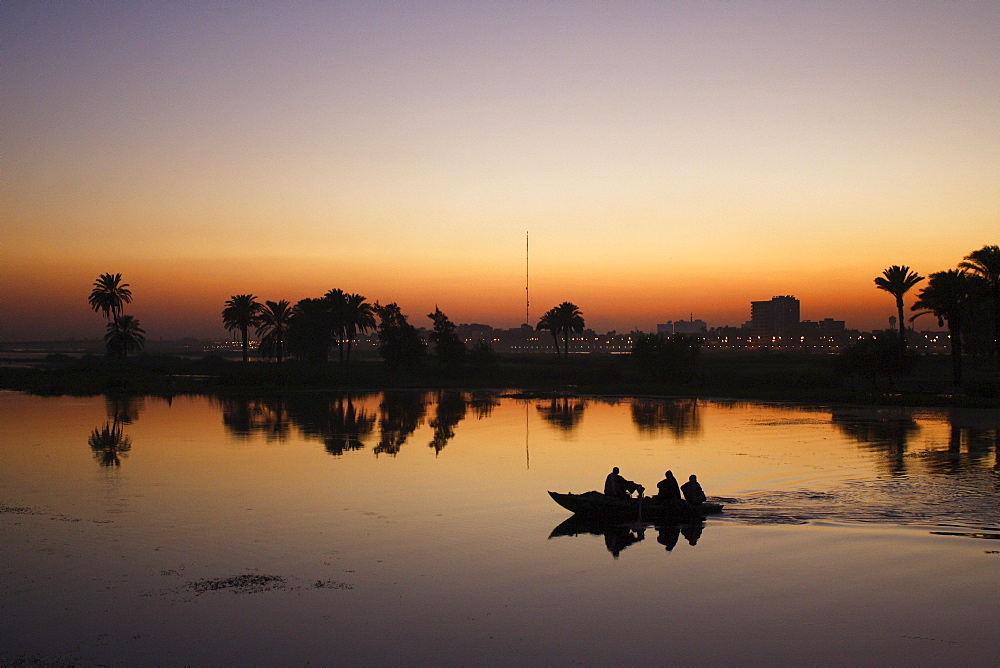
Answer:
xmin=549 ymin=515 xmax=707 ymax=558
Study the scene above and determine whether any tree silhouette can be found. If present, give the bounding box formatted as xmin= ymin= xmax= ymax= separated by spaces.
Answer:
xmin=222 ymin=294 xmax=263 ymax=363
xmin=535 ymin=308 xmax=562 ymax=356
xmin=324 ymin=289 xmax=349 ymax=362
xmin=958 ymin=244 xmax=1000 ymax=363
xmin=288 ymin=297 xmax=334 ymax=363
xmin=874 ymin=265 xmax=924 ymax=352
xmin=104 ymin=314 xmax=145 ymax=359
xmin=342 ymin=292 xmax=376 ymax=362
xmin=427 ymin=307 xmax=466 ymax=364
xmin=88 ymin=272 xmax=132 ymax=322
xmin=911 ymin=269 xmax=976 ymax=386
xmin=374 ymin=302 xmax=425 ymax=371
xmin=255 ymin=300 xmax=292 ymax=363
xmin=552 ymin=301 xmax=585 ymax=357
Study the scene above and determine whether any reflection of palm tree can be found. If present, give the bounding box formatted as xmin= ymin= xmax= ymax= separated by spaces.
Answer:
xmin=222 ymin=294 xmax=263 ymax=363
xmin=469 ymin=391 xmax=500 ymax=419
xmin=375 ymin=391 xmax=427 ymax=456
xmin=874 ymin=265 xmax=924 ymax=352
xmin=429 ymin=391 xmax=467 ymax=454
xmin=959 ymin=245 xmax=1000 ymax=362
xmin=911 ymin=270 xmax=975 ymax=385
xmin=830 ymin=406 xmax=919 ymax=475
xmin=88 ymin=272 xmax=133 ymax=322
xmin=536 ymin=397 xmax=586 ymax=432
xmin=104 ymin=315 xmax=146 ymax=359
xmin=105 ymin=395 xmax=144 ymax=424
xmin=630 ymin=398 xmax=701 ymax=438
xmin=324 ymin=395 xmax=376 ymax=455
xmin=88 ymin=422 xmax=132 ymax=467
xmin=255 ymin=300 xmax=292 ymax=363
xmin=215 ymin=396 xmax=290 ymax=440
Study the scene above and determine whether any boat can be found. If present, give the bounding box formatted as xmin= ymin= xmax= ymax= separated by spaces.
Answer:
xmin=548 ymin=490 xmax=723 ymax=520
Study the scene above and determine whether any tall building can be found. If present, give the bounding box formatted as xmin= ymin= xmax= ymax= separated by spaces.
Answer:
xmin=750 ymin=296 xmax=800 ymax=337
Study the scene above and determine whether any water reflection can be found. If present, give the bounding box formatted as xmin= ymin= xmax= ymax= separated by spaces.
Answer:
xmin=429 ymin=391 xmax=465 ymax=455
xmin=87 ymin=421 xmax=132 ymax=467
xmin=630 ymin=398 xmax=701 ymax=438
xmin=549 ymin=516 xmax=706 ymax=558
xmin=468 ymin=390 xmax=500 ymax=419
xmin=830 ymin=406 xmax=919 ymax=475
xmin=105 ymin=395 xmax=144 ymax=424
xmin=320 ymin=395 xmax=376 ymax=456
xmin=216 ymin=396 xmax=291 ymax=441
xmin=829 ymin=405 xmax=1000 ymax=478
xmin=536 ymin=396 xmax=585 ymax=433
xmin=375 ymin=391 xmax=428 ymax=457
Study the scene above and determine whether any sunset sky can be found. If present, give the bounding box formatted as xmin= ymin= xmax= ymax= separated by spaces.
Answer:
xmin=3 ymin=1 xmax=997 ymax=340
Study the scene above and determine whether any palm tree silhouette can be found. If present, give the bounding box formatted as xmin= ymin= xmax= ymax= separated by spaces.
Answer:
xmin=324 ymin=289 xmax=349 ymax=362
xmin=343 ymin=293 xmax=376 ymax=362
xmin=959 ymin=245 xmax=1000 ymax=362
xmin=222 ymin=294 xmax=263 ymax=363
xmin=104 ymin=314 xmax=145 ymax=359
xmin=552 ymin=301 xmax=585 ymax=357
xmin=536 ymin=308 xmax=562 ymax=356
xmin=911 ymin=270 xmax=975 ymax=385
xmin=874 ymin=265 xmax=924 ymax=352
xmin=255 ymin=300 xmax=292 ymax=363
xmin=88 ymin=272 xmax=133 ymax=321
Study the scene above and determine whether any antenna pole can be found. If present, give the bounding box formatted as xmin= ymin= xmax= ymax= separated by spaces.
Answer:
xmin=525 ymin=231 xmax=530 ymax=325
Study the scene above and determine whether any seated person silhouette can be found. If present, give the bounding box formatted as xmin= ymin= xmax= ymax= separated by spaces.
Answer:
xmin=655 ymin=470 xmax=682 ymax=504
xmin=680 ymin=474 xmax=706 ymax=506
xmin=604 ymin=466 xmax=642 ymax=499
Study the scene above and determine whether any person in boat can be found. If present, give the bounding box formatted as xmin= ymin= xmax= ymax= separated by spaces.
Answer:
xmin=604 ymin=466 xmax=643 ymax=499
xmin=680 ymin=474 xmax=706 ymax=506
xmin=655 ymin=470 xmax=682 ymax=504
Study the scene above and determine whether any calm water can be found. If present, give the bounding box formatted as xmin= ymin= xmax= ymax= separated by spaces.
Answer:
xmin=2 ymin=390 xmax=999 ymax=666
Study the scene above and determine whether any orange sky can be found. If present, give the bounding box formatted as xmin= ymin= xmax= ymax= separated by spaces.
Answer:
xmin=2 ymin=2 xmax=997 ymax=340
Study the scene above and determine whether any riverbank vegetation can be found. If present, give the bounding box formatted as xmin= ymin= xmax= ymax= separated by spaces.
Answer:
xmin=1 ymin=347 xmax=996 ymax=408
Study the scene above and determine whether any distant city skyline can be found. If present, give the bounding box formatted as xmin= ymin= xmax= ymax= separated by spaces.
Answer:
xmin=3 ymin=2 xmax=997 ymax=341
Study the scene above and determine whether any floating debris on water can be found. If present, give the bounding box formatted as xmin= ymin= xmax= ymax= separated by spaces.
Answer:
xmin=188 ymin=574 xmax=286 ymax=594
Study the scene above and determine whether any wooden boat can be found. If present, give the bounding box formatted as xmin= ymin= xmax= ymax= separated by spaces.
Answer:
xmin=548 ymin=490 xmax=723 ymax=520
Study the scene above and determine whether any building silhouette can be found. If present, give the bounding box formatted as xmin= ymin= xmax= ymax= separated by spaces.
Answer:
xmin=751 ymin=296 xmax=800 ymax=338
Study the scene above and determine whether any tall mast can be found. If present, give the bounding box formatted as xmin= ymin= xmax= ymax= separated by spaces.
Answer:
xmin=525 ymin=231 xmax=530 ymax=326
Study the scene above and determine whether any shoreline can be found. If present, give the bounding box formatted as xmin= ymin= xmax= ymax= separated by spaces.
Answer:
xmin=1 ymin=351 xmax=997 ymax=409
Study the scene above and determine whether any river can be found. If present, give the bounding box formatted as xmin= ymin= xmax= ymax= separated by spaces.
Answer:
xmin=2 ymin=390 xmax=998 ymax=665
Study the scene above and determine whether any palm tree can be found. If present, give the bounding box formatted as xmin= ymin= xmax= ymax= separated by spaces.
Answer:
xmin=552 ymin=301 xmax=585 ymax=357
xmin=255 ymin=300 xmax=292 ymax=363
xmin=342 ymin=293 xmax=376 ymax=362
xmin=104 ymin=314 xmax=145 ymax=359
xmin=959 ymin=245 xmax=1000 ymax=362
xmin=222 ymin=294 xmax=263 ymax=363
xmin=88 ymin=272 xmax=133 ymax=321
xmin=874 ymin=265 xmax=924 ymax=352
xmin=288 ymin=297 xmax=334 ymax=363
xmin=910 ymin=270 xmax=975 ymax=385
xmin=324 ymin=289 xmax=349 ymax=362
xmin=536 ymin=308 xmax=561 ymax=356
